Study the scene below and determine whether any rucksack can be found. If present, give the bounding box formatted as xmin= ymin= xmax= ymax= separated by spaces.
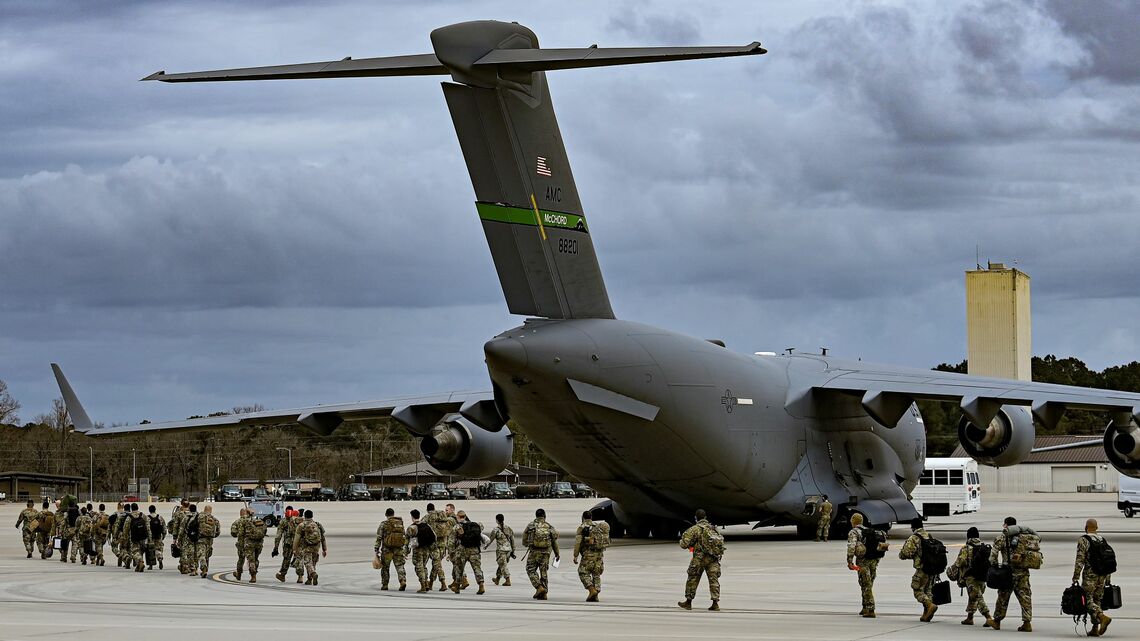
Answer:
xmin=1061 ymin=584 xmax=1089 ymax=623
xmin=860 ymin=527 xmax=887 ymax=560
xmin=186 ymin=514 xmax=201 ymax=543
xmin=108 ymin=512 xmax=118 ymax=531
xmin=530 ymin=521 xmax=553 ymax=549
xmin=129 ymin=514 xmax=148 ymax=543
xmin=698 ymin=525 xmax=726 ymax=559
xmin=39 ymin=512 xmax=55 ymax=533
xmin=248 ymin=519 xmax=268 ymax=541
xmin=302 ymin=521 xmax=321 ymax=546
xmin=149 ymin=515 xmax=163 ymax=540
xmin=1085 ymin=536 xmax=1117 ymax=576
xmin=1010 ymin=532 xmax=1043 ymax=570
xmin=384 ymin=518 xmax=407 ymax=548
xmin=969 ymin=543 xmax=992 ymax=581
xmin=95 ymin=513 xmax=109 ymax=537
xmin=415 ymin=522 xmax=436 ymax=547
xmin=459 ymin=521 xmax=482 ymax=548
xmin=920 ymin=535 xmax=948 ymax=575
xmin=199 ymin=515 xmax=218 ymax=538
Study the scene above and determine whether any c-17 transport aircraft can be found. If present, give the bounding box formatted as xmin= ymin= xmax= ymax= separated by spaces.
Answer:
xmin=53 ymin=20 xmax=1140 ymax=538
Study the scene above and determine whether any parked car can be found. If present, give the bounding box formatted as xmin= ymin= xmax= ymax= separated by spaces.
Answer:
xmin=412 ymin=482 xmax=450 ymax=501
xmin=476 ymin=481 xmax=514 ymax=499
xmin=340 ymin=483 xmax=373 ymax=501
xmin=312 ymin=487 xmax=337 ymax=501
xmin=573 ymin=483 xmax=596 ymax=498
xmin=279 ymin=482 xmax=303 ymax=500
xmin=216 ymin=484 xmax=244 ymax=502
xmin=541 ymin=481 xmax=575 ymax=499
xmin=449 ymin=488 xmax=468 ymax=500
xmin=382 ymin=487 xmax=410 ymax=501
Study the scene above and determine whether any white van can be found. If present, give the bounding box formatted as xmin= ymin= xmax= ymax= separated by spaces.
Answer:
xmin=910 ymin=457 xmax=982 ymax=517
xmin=1119 ymin=474 xmax=1140 ymax=518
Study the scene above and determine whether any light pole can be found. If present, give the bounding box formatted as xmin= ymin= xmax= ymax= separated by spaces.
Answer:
xmin=89 ymin=446 xmax=94 ymax=502
xmin=131 ymin=448 xmax=137 ymax=495
xmin=276 ymin=447 xmax=292 ymax=479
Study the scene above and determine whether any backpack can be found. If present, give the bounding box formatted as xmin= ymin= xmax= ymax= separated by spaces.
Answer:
xmin=698 ymin=525 xmax=725 ymax=559
xmin=415 ymin=522 xmax=436 ymax=548
xmin=186 ymin=514 xmax=201 ymax=543
xmin=969 ymin=543 xmax=992 ymax=581
xmin=38 ymin=512 xmax=55 ymax=533
xmin=920 ymin=535 xmax=948 ymax=575
xmin=1010 ymin=532 xmax=1043 ymax=570
xmin=860 ymin=527 xmax=887 ymax=560
xmin=230 ymin=520 xmax=240 ymax=537
xmin=95 ymin=513 xmax=109 ymax=537
xmin=459 ymin=521 xmax=482 ymax=548
xmin=150 ymin=515 xmax=163 ymax=540
xmin=108 ymin=512 xmax=118 ymax=532
xmin=581 ymin=523 xmax=607 ymax=551
xmin=129 ymin=514 xmax=148 ymax=543
xmin=302 ymin=521 xmax=321 ymax=546
xmin=530 ymin=521 xmax=553 ymax=549
xmin=1085 ymin=536 xmax=1117 ymax=576
xmin=384 ymin=518 xmax=407 ymax=548
xmin=248 ymin=519 xmax=268 ymax=541
xmin=1061 ymin=584 xmax=1089 ymax=623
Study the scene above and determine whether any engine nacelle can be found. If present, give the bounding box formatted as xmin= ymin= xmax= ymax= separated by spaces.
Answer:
xmin=958 ymin=405 xmax=1034 ymax=467
xmin=419 ymin=414 xmax=513 ymax=478
xmin=1105 ymin=419 xmax=1140 ymax=479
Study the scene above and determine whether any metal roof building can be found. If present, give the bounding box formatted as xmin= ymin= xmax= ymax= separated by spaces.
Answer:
xmin=951 ymin=435 xmax=1117 ymax=493
xmin=0 ymin=471 xmax=86 ymax=501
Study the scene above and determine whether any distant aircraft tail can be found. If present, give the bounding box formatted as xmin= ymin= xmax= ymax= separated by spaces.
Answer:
xmin=144 ymin=20 xmax=766 ymax=318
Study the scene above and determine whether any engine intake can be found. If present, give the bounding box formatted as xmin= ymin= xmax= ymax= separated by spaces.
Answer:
xmin=420 ymin=414 xmax=512 ymax=478
xmin=1104 ymin=419 xmax=1140 ymax=479
xmin=958 ymin=405 xmax=1034 ymax=467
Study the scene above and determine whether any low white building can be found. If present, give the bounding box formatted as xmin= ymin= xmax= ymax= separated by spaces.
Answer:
xmin=951 ymin=435 xmax=1116 ymax=493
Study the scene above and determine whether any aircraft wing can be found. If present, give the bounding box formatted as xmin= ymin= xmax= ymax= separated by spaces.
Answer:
xmin=801 ymin=357 xmax=1140 ymax=429
xmin=53 ymin=362 xmax=491 ymax=438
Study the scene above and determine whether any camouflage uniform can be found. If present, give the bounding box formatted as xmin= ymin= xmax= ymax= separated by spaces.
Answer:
xmin=15 ymin=506 xmax=38 ymax=557
xmin=816 ymin=499 xmax=833 ymax=541
xmin=952 ymin=538 xmax=992 ymax=621
xmin=92 ymin=510 xmax=110 ymax=565
xmin=489 ymin=523 xmax=515 ymax=584
xmin=423 ymin=510 xmax=449 ymax=589
xmin=75 ymin=512 xmax=95 ymax=564
xmin=291 ymin=517 xmax=326 ymax=584
xmin=407 ymin=521 xmax=432 ymax=590
xmin=452 ymin=520 xmax=485 ymax=592
xmin=114 ymin=508 xmax=132 ymax=566
xmin=679 ymin=519 xmax=721 ymax=602
xmin=1073 ymin=533 xmax=1111 ymax=622
xmin=374 ymin=516 xmax=407 ymax=589
xmin=574 ymin=519 xmax=609 ymax=599
xmin=147 ymin=513 xmax=166 ymax=569
xmin=233 ymin=515 xmax=267 ymax=580
xmin=990 ymin=528 xmax=1033 ymax=625
xmin=56 ymin=510 xmax=78 ymax=563
xmin=899 ymin=528 xmax=935 ymax=609
xmin=35 ymin=509 xmax=54 ymax=558
xmin=274 ymin=513 xmax=302 ymax=580
xmin=846 ymin=525 xmax=880 ymax=614
xmin=169 ymin=508 xmax=191 ymax=573
xmin=522 ymin=517 xmax=559 ymax=597
xmin=122 ymin=511 xmax=152 ymax=570
xmin=191 ymin=513 xmax=221 ymax=576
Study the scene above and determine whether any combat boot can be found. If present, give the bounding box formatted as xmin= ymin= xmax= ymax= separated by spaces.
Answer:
xmin=451 ymin=583 xmax=461 ymax=594
xmin=311 ymin=574 xmax=318 ymax=586
xmin=1099 ymin=614 xmax=1112 ymax=636
xmin=439 ymin=579 xmax=448 ymax=591
xmin=1017 ymin=621 xmax=1032 ymax=632
xmin=537 ymin=588 xmax=548 ymax=600
xmin=399 ymin=582 xmax=406 ymax=592
xmin=862 ymin=610 xmax=877 ymax=618
xmin=1088 ymin=624 xmax=1101 ymax=637
xmin=586 ymin=587 xmax=598 ymax=602
xmin=158 ymin=559 xmax=163 ymax=570
xmin=417 ymin=581 xmax=428 ymax=593
xmin=708 ymin=600 xmax=720 ymax=611
xmin=920 ymin=602 xmax=937 ymax=622
xmin=305 ymin=576 xmax=312 ymax=585
xmin=503 ymin=578 xmax=511 ymax=586
xmin=381 ymin=583 xmax=389 ymax=591
xmin=961 ymin=615 xmax=974 ymax=625
xmin=991 ymin=618 xmax=1002 ymax=630
xmin=297 ymin=575 xmax=304 ymax=583
xmin=477 ymin=582 xmax=485 ymax=595
xmin=249 ymin=573 xmax=256 ymax=583
xmin=493 ymin=576 xmax=500 ymax=585
xmin=461 ymin=577 xmax=470 ymax=590
xmin=235 ymin=570 xmax=242 ymax=581
xmin=276 ymin=571 xmax=286 ymax=582
xmin=81 ymin=558 xmax=87 ymax=565
xmin=677 ymin=598 xmax=692 ymax=610
xmin=27 ymin=553 xmax=32 ymax=559
xmin=984 ymin=617 xmax=995 ymax=628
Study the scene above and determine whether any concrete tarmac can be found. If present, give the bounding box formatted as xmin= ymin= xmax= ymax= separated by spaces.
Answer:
xmin=1 ymin=493 xmax=1135 ymax=640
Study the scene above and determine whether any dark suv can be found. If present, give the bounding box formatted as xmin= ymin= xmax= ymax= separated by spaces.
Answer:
xmin=543 ymin=481 xmax=575 ymax=499
xmin=383 ymin=487 xmax=410 ymax=501
xmin=312 ymin=487 xmax=337 ymax=501
xmin=341 ymin=483 xmax=373 ymax=501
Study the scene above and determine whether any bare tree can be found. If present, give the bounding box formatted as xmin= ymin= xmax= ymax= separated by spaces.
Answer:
xmin=35 ymin=398 xmax=71 ymax=474
xmin=0 ymin=380 xmax=20 ymax=424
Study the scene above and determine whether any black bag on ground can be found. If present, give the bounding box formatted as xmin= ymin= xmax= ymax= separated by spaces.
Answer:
xmin=1062 ymin=584 xmax=1088 ymax=620
xmin=920 ymin=536 xmax=948 ymax=575
xmin=170 ymin=542 xmax=181 ymax=558
xmin=1101 ymin=583 xmax=1122 ymax=611
xmin=987 ymin=565 xmax=1013 ymax=591
xmin=145 ymin=545 xmax=156 ymax=567
xmin=932 ymin=580 xmax=952 ymax=605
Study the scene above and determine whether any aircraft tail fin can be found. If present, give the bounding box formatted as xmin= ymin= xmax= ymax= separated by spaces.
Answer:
xmin=50 ymin=363 xmax=95 ymax=433
xmin=144 ymin=20 xmax=766 ymax=319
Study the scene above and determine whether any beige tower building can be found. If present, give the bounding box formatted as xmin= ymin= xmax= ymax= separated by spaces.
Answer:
xmin=966 ymin=262 xmax=1031 ymax=381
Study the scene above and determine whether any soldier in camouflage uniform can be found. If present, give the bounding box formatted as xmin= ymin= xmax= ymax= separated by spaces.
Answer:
xmin=291 ymin=509 xmax=326 ymax=585
xmin=169 ymin=501 xmax=189 ymax=573
xmin=899 ymin=517 xmax=938 ymax=622
xmin=989 ymin=516 xmax=1034 ymax=632
xmin=192 ymin=504 xmax=221 ymax=577
xmin=14 ymin=499 xmax=38 ymax=558
xmin=406 ymin=509 xmax=433 ymax=592
xmin=57 ymin=504 xmax=80 ymax=563
xmin=147 ymin=505 xmax=166 ymax=569
xmin=423 ymin=503 xmax=449 ymax=591
xmin=573 ymin=510 xmax=610 ymax=602
xmin=75 ymin=506 xmax=95 ymax=565
xmin=677 ymin=508 xmax=722 ymax=611
xmin=34 ymin=501 xmax=54 ymax=559
xmin=522 ymin=508 xmax=559 ymax=600
xmin=1073 ymin=518 xmax=1113 ymax=637
xmin=92 ymin=504 xmax=110 ymax=566
xmin=233 ymin=509 xmax=268 ymax=583
xmin=845 ymin=513 xmax=885 ymax=618
xmin=124 ymin=503 xmax=153 ymax=572
xmin=487 ymin=513 xmax=514 ymax=586
xmin=115 ymin=502 xmax=134 ymax=569
xmin=451 ymin=511 xmax=486 ymax=594
xmin=374 ymin=508 xmax=407 ymax=591
xmin=231 ymin=508 xmax=251 ymax=579
xmin=273 ymin=507 xmax=303 ymax=582
xmin=950 ymin=527 xmax=994 ymax=627
xmin=441 ymin=504 xmax=461 ymax=588
xmin=816 ymin=495 xmax=833 ymax=542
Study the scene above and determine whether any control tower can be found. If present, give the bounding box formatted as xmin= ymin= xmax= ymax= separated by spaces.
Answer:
xmin=966 ymin=262 xmax=1031 ymax=381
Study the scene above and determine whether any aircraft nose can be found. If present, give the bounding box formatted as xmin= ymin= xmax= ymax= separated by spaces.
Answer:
xmin=484 ymin=337 xmax=528 ymax=374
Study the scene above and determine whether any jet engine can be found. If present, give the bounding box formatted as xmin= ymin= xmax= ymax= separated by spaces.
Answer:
xmin=1105 ymin=419 xmax=1140 ymax=479
xmin=419 ymin=414 xmax=513 ymax=478
xmin=958 ymin=405 xmax=1034 ymax=467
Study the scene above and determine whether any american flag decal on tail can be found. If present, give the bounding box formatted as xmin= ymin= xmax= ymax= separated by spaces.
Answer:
xmin=536 ymin=156 xmax=552 ymax=177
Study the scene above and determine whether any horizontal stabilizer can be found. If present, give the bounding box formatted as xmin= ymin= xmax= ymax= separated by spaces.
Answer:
xmin=142 ymin=53 xmax=448 ymax=82
xmin=471 ymin=43 xmax=766 ymax=72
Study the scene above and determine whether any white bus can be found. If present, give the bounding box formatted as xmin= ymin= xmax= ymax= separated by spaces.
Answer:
xmin=910 ymin=457 xmax=982 ymax=518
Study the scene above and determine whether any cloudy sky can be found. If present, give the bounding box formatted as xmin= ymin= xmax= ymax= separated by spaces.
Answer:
xmin=2 ymin=0 xmax=1138 ymax=425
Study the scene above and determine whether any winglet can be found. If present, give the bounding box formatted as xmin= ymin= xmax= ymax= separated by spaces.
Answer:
xmin=50 ymin=364 xmax=95 ymax=433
